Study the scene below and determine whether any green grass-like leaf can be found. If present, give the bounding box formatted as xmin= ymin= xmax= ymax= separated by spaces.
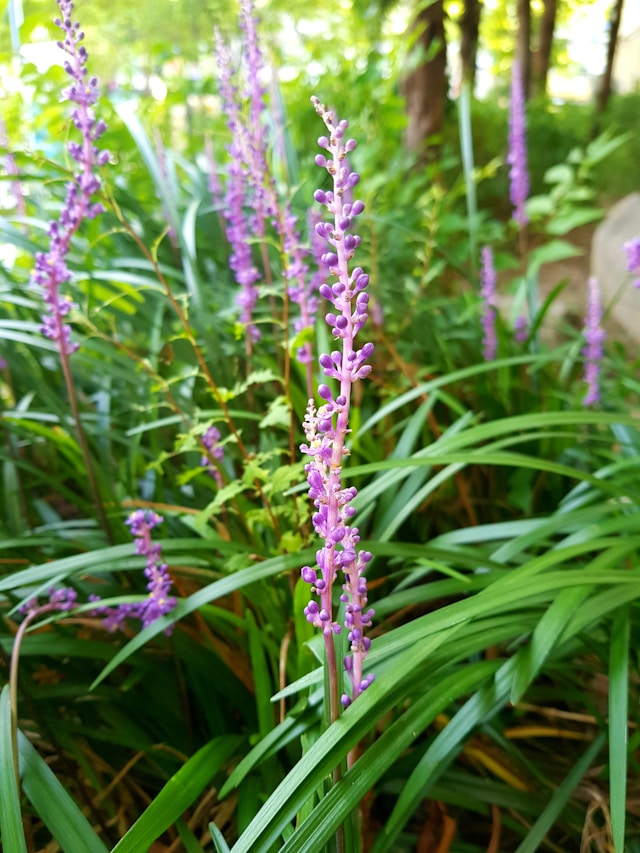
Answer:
xmin=111 ymin=736 xmax=241 ymax=853
xmin=18 ymin=731 xmax=108 ymax=853
xmin=0 ymin=687 xmax=28 ymax=853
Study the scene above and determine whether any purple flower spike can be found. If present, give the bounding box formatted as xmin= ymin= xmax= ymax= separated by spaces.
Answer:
xmin=480 ymin=246 xmax=498 ymax=360
xmin=239 ymin=0 xmax=275 ymax=230
xmin=624 ymin=237 xmax=640 ymax=288
xmin=215 ymin=28 xmax=262 ymax=342
xmin=94 ymin=511 xmax=176 ymax=633
xmin=582 ymin=276 xmax=605 ymax=406
xmin=32 ymin=0 xmax=109 ymax=357
xmin=201 ymin=425 xmax=224 ymax=486
xmin=507 ymin=61 xmax=529 ymax=229
xmin=514 ymin=314 xmax=528 ymax=343
xmin=300 ymin=98 xmax=375 ymax=706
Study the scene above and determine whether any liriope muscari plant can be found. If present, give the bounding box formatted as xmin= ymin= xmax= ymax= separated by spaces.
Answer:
xmin=300 ymin=98 xmax=375 ymax=725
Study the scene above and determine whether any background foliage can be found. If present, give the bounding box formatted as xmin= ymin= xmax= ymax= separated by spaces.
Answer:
xmin=1 ymin=0 xmax=640 ymax=851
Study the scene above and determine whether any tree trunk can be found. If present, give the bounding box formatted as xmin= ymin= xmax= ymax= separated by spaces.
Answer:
xmin=595 ymin=0 xmax=624 ymax=120
xmin=459 ymin=0 xmax=482 ymax=92
xmin=531 ymin=0 xmax=558 ymax=97
xmin=401 ymin=0 xmax=448 ymax=156
xmin=516 ymin=0 xmax=531 ymax=100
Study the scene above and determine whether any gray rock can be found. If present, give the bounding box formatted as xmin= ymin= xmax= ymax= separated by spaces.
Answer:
xmin=591 ymin=193 xmax=640 ymax=340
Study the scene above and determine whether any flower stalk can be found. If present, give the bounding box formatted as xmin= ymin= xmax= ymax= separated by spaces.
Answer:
xmin=582 ymin=276 xmax=605 ymax=406
xmin=480 ymin=245 xmax=497 ymax=360
xmin=301 ymin=98 xmax=375 ymax=730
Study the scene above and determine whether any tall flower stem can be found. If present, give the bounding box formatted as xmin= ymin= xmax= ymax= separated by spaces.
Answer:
xmin=301 ymin=100 xmax=375 ymax=792
xmin=60 ymin=350 xmax=112 ymax=540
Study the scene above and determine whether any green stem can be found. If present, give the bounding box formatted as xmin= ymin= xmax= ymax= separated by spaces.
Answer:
xmin=59 ymin=348 xmax=112 ymax=542
xmin=323 ymin=631 xmax=345 ymax=853
xmin=9 ymin=606 xmax=57 ymax=791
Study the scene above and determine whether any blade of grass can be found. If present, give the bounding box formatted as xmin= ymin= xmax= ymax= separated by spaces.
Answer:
xmin=514 ymin=732 xmax=606 ymax=853
xmin=111 ymin=735 xmax=241 ymax=853
xmin=18 ymin=731 xmax=108 ymax=853
xmin=0 ymin=687 xmax=27 ymax=853
xmin=609 ymin=605 xmax=629 ymax=853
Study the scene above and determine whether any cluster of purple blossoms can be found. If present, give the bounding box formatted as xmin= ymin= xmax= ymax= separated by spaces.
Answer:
xmin=19 ymin=513 xmax=176 ymax=635
xmin=32 ymin=0 xmax=109 ymax=356
xmin=238 ymin=0 xmax=275 ymax=233
xmin=215 ymin=30 xmax=262 ymax=343
xmin=480 ymin=246 xmax=498 ymax=360
xmin=215 ymin=0 xmax=279 ymax=344
xmin=201 ymin=425 xmax=224 ymax=487
xmin=582 ymin=276 xmax=606 ymax=407
xmin=300 ymin=98 xmax=375 ymax=708
xmin=92 ymin=511 xmax=176 ymax=632
xmin=0 ymin=118 xmax=27 ymax=218
xmin=624 ymin=238 xmax=640 ymax=288
xmin=507 ymin=61 xmax=529 ymax=229
xmin=20 ymin=586 xmax=78 ymax=618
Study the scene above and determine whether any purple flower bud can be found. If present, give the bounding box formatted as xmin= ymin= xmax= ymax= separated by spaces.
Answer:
xmin=321 ymin=252 xmax=339 ymax=267
xmin=302 ymin=566 xmax=317 ymax=584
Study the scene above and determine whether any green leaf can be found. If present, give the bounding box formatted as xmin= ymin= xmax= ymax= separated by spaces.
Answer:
xmin=514 ymin=733 xmax=605 ymax=853
xmin=18 ymin=731 xmax=107 ymax=853
xmin=176 ymin=819 xmax=206 ymax=853
xmin=510 ymin=584 xmax=593 ymax=704
xmin=526 ymin=240 xmax=582 ymax=278
xmin=609 ymin=606 xmax=630 ymax=853
xmin=111 ymin=736 xmax=241 ymax=853
xmin=0 ymin=687 xmax=27 ymax=853
xmin=210 ymin=820 xmax=232 ymax=853
xmin=546 ymin=207 xmax=602 ymax=236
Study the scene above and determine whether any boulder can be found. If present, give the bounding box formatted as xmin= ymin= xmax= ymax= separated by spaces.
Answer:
xmin=591 ymin=192 xmax=640 ymax=341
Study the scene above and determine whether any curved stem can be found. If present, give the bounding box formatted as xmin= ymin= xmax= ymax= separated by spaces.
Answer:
xmin=9 ymin=606 xmax=57 ymax=791
xmin=59 ymin=347 xmax=112 ymax=542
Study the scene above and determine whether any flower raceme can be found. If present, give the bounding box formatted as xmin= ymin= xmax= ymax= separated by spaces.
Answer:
xmin=624 ymin=237 xmax=640 ymax=288
xmin=300 ymin=98 xmax=375 ymax=708
xmin=507 ymin=61 xmax=529 ymax=229
xmin=480 ymin=246 xmax=497 ymax=360
xmin=201 ymin=425 xmax=224 ymax=486
xmin=582 ymin=276 xmax=605 ymax=407
xmin=90 ymin=511 xmax=177 ymax=632
xmin=20 ymin=513 xmax=176 ymax=636
xmin=33 ymin=0 xmax=109 ymax=356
